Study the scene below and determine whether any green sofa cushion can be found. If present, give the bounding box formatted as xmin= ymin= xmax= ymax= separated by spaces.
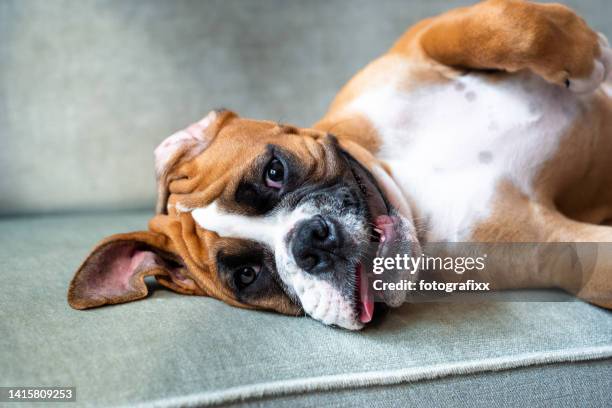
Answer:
xmin=1 ymin=212 xmax=611 ymax=407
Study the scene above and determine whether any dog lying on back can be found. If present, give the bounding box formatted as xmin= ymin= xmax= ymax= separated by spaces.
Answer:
xmin=69 ymin=0 xmax=612 ymax=330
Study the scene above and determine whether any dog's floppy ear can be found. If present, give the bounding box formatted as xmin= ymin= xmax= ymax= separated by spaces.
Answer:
xmin=154 ymin=109 xmax=236 ymax=214
xmin=68 ymin=231 xmax=198 ymax=310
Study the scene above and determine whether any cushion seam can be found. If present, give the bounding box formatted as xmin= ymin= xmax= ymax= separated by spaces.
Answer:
xmin=127 ymin=345 xmax=612 ymax=408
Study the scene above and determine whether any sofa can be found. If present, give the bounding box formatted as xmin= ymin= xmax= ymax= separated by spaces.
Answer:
xmin=1 ymin=1 xmax=611 ymax=406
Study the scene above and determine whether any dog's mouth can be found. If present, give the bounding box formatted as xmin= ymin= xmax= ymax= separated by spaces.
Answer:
xmin=345 ymin=154 xmax=400 ymax=324
xmin=357 ymin=214 xmax=402 ymax=323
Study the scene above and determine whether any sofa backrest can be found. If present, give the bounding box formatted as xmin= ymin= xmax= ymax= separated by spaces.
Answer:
xmin=1 ymin=0 xmax=609 ymax=215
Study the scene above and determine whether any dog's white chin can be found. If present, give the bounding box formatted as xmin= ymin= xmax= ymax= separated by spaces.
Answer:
xmin=282 ymin=268 xmax=363 ymax=330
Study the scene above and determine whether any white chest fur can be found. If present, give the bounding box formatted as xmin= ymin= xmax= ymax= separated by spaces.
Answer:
xmin=349 ymin=73 xmax=585 ymax=241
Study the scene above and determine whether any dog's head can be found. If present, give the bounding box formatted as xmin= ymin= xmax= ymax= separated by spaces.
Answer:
xmin=68 ymin=110 xmax=419 ymax=329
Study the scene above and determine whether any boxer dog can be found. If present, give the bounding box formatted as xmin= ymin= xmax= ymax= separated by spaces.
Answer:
xmin=69 ymin=0 xmax=612 ymax=330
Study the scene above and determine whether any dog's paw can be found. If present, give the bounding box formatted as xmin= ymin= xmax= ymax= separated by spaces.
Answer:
xmin=523 ymin=2 xmax=611 ymax=94
xmin=567 ymin=33 xmax=612 ymax=94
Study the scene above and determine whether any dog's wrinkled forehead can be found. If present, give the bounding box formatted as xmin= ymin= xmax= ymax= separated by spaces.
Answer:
xmin=155 ymin=110 xmax=340 ymax=216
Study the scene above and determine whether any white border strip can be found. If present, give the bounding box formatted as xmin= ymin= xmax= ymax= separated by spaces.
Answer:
xmin=132 ymin=346 xmax=612 ymax=408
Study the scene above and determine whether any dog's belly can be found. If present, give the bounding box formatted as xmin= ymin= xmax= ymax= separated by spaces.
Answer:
xmin=349 ymin=72 xmax=585 ymax=241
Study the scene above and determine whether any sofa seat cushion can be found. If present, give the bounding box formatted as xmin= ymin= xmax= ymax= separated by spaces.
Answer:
xmin=1 ymin=212 xmax=611 ymax=407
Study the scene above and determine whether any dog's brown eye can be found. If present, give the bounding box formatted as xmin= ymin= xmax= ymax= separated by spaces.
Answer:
xmin=264 ymin=158 xmax=284 ymax=189
xmin=236 ymin=265 xmax=260 ymax=287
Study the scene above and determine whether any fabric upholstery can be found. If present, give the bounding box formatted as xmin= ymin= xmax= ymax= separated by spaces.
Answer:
xmin=220 ymin=360 xmax=612 ymax=408
xmin=1 ymin=212 xmax=611 ymax=406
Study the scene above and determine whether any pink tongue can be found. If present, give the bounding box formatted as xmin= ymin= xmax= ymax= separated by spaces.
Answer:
xmin=357 ymin=264 xmax=374 ymax=323
xmin=375 ymin=215 xmax=396 ymax=243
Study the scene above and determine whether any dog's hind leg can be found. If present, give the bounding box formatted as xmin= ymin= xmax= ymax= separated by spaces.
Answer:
xmin=550 ymin=93 xmax=612 ymax=227
xmin=391 ymin=0 xmax=610 ymax=93
xmin=548 ymin=218 xmax=612 ymax=310
xmin=471 ymin=184 xmax=612 ymax=309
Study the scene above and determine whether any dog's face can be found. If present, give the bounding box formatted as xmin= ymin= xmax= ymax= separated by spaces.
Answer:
xmin=68 ymin=110 xmax=419 ymax=330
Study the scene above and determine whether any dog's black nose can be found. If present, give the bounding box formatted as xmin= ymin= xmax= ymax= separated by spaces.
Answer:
xmin=292 ymin=215 xmax=343 ymax=274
